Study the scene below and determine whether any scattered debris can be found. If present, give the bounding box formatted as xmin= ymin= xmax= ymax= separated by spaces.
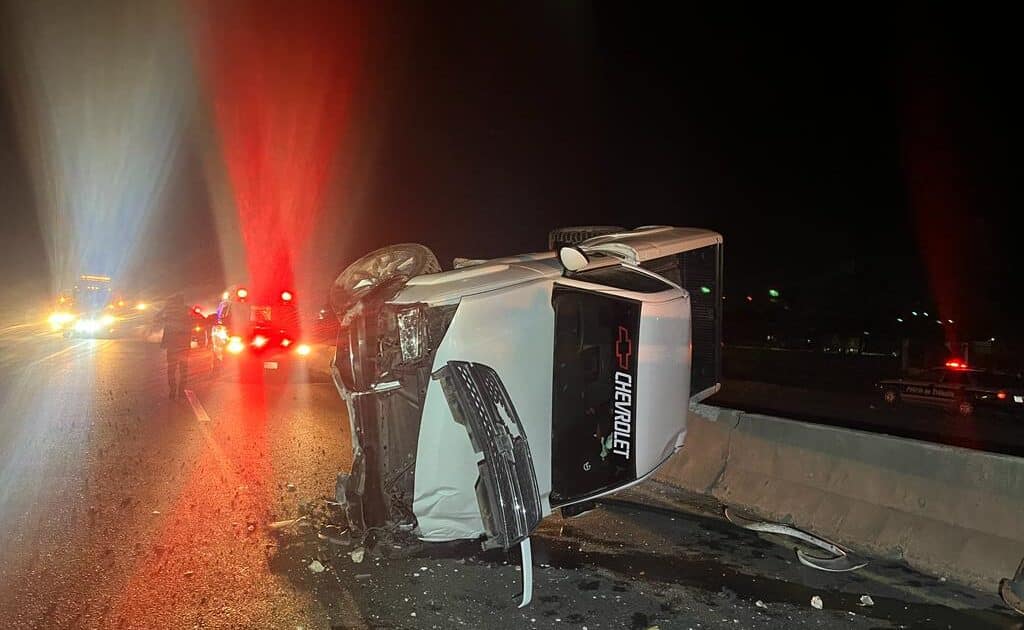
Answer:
xmin=308 ymin=560 xmax=326 ymax=573
xmin=267 ymin=516 xmax=307 ymax=531
xmin=355 ymin=574 xmax=372 ymax=580
xmin=151 ymin=510 xmax=160 ymax=515
xmin=859 ymin=595 xmax=874 ymax=607
xmin=724 ymin=508 xmax=867 ymax=572
xmin=755 ymin=600 xmax=768 ymax=609
xmin=350 ymin=547 xmax=366 ymax=564
xmin=810 ymin=595 xmax=823 ymax=610
xmin=286 ymin=483 xmax=296 ymax=492
xmin=999 ymin=557 xmax=1024 ymax=616
xmin=183 ymin=570 xmax=194 ymax=578
xmin=317 ymin=525 xmax=351 ymax=546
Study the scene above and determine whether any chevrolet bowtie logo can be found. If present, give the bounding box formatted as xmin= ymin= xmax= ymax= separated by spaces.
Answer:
xmin=615 ymin=325 xmax=632 ymax=371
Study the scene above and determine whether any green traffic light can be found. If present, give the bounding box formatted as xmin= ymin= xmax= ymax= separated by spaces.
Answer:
xmin=768 ymin=289 xmax=780 ymax=298
xmin=700 ymin=286 xmax=711 ymax=294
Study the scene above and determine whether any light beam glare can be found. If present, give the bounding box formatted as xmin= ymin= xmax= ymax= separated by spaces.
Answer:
xmin=6 ymin=0 xmax=192 ymax=291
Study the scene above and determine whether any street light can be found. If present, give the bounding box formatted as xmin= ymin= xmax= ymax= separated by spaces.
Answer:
xmin=896 ymin=317 xmax=904 ymax=322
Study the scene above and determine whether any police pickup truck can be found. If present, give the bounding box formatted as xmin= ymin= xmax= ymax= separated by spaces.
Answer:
xmin=877 ymin=361 xmax=1024 ymax=417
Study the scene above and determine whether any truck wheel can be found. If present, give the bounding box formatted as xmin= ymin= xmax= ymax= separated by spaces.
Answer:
xmin=548 ymin=226 xmax=624 ymax=251
xmin=331 ymin=243 xmax=440 ymax=313
xmin=882 ymin=389 xmax=899 ymax=406
xmin=957 ymin=400 xmax=975 ymax=416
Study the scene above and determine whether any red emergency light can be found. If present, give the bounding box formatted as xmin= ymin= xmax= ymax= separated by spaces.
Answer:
xmin=193 ymin=305 xmax=203 ymax=315
xmin=945 ymin=359 xmax=968 ymax=369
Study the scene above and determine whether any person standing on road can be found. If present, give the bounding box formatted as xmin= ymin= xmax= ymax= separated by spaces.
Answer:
xmin=157 ymin=294 xmax=192 ymax=400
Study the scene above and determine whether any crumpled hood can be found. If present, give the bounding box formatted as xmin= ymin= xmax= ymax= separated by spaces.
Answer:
xmin=409 ymin=278 xmax=556 ymax=541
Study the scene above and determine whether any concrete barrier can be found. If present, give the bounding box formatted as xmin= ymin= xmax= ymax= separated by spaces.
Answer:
xmin=656 ymin=405 xmax=1024 ymax=591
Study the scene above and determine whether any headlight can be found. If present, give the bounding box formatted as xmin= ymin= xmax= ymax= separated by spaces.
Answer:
xmin=397 ymin=307 xmax=427 ymax=362
xmin=100 ymin=314 xmax=116 ymax=326
xmin=48 ymin=312 xmax=75 ymax=328
xmin=296 ymin=344 xmax=311 ymax=356
xmin=227 ymin=336 xmax=245 ymax=354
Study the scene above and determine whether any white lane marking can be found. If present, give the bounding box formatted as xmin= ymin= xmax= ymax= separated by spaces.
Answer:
xmin=0 ymin=322 xmax=35 ymax=335
xmin=27 ymin=340 xmax=92 ymax=368
xmin=183 ymin=389 xmax=211 ymax=422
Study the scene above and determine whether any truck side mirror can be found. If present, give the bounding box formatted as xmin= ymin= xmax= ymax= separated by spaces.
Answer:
xmin=558 ymin=246 xmax=589 ymax=273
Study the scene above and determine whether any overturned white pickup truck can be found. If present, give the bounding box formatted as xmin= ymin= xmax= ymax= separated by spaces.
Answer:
xmin=329 ymin=226 xmax=722 ymax=603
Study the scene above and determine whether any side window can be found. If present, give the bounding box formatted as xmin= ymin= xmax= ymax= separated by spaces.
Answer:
xmin=572 ymin=265 xmax=671 ymax=293
xmin=941 ymin=371 xmax=967 ymax=386
xmin=640 ymin=255 xmax=682 ymax=286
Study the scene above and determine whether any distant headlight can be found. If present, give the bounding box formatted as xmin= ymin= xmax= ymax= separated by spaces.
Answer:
xmin=100 ymin=314 xmax=117 ymax=326
xmin=227 ymin=336 xmax=245 ymax=354
xmin=296 ymin=344 xmax=311 ymax=356
xmin=48 ymin=311 xmax=76 ymax=328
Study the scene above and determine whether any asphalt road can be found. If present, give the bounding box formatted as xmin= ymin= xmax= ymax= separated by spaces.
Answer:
xmin=0 ymin=325 xmax=1020 ymax=629
xmin=709 ymin=379 xmax=1024 ymax=457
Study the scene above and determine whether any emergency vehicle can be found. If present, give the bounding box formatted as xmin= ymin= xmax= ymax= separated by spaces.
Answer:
xmin=210 ymin=287 xmax=312 ymax=376
xmin=877 ymin=360 xmax=1024 ymax=416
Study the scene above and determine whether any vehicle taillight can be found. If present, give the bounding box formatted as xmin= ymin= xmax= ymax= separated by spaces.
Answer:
xmin=945 ymin=359 xmax=967 ymax=369
xmin=252 ymin=334 xmax=268 ymax=348
xmin=997 ymin=391 xmax=1007 ymax=400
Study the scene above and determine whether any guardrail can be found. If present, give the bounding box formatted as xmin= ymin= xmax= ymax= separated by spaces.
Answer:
xmin=656 ymin=405 xmax=1024 ymax=591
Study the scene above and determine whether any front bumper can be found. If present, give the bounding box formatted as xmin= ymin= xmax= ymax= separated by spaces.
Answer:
xmin=433 ymin=360 xmax=542 ymax=550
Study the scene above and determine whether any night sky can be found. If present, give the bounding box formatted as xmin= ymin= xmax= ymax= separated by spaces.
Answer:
xmin=0 ymin=4 xmax=1018 ymax=337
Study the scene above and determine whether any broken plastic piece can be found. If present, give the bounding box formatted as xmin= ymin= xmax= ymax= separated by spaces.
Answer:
xmin=724 ymin=508 xmax=867 ymax=573
xmin=797 ymin=549 xmax=868 ymax=573
xmin=999 ymin=557 xmax=1024 ymax=616
xmin=350 ymin=547 xmax=366 ymax=563
xmin=267 ymin=516 xmax=307 ymax=530
xmin=518 ymin=537 xmax=533 ymax=608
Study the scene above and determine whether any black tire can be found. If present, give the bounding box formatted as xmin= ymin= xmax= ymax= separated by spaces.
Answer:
xmin=331 ymin=243 xmax=440 ymax=314
xmin=882 ymin=388 xmax=899 ymax=406
xmin=548 ymin=226 xmax=624 ymax=251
